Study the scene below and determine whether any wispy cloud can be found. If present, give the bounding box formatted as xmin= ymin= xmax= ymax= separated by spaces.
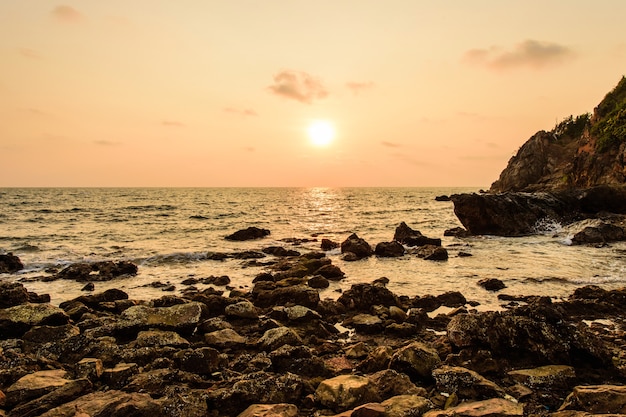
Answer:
xmin=223 ymin=107 xmax=258 ymax=117
xmin=18 ymin=48 xmax=43 ymax=60
xmin=268 ymin=70 xmax=328 ymax=104
xmin=161 ymin=120 xmax=185 ymax=127
xmin=392 ymin=153 xmax=428 ymax=167
xmin=20 ymin=108 xmax=47 ymax=116
xmin=51 ymin=5 xmax=84 ymax=23
xmin=94 ymin=140 xmax=121 ymax=146
xmin=381 ymin=141 xmax=401 ymax=148
xmin=346 ymin=81 xmax=374 ymax=95
xmin=463 ymin=39 xmax=575 ymax=71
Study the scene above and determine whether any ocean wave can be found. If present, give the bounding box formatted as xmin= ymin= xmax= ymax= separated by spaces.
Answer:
xmin=124 ymin=204 xmax=178 ymax=211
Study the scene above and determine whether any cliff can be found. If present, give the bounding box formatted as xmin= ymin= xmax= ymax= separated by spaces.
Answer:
xmin=490 ymin=76 xmax=626 ymax=192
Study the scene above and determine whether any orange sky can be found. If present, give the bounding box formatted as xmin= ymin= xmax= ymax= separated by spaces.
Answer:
xmin=2 ymin=1 xmax=626 ymax=187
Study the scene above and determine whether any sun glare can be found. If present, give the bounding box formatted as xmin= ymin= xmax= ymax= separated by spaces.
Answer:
xmin=308 ymin=120 xmax=335 ymax=147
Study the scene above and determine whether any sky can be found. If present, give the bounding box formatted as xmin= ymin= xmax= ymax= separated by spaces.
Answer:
xmin=2 ymin=1 xmax=626 ymax=187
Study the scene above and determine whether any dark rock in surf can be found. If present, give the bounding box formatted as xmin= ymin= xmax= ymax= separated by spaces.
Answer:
xmin=0 ymin=253 xmax=24 ymax=273
xmin=57 ymin=261 xmax=137 ymax=282
xmin=338 ymin=283 xmax=401 ymax=311
xmin=444 ymin=227 xmax=470 ymax=238
xmin=262 ymin=246 xmax=301 ymax=257
xmin=340 ymin=233 xmax=374 ymax=259
xmin=225 ymin=227 xmax=271 ymax=241
xmin=0 ymin=282 xmax=30 ymax=308
xmin=321 ymin=238 xmax=339 ymax=251
xmin=570 ymin=220 xmax=626 ymax=245
xmin=314 ymin=264 xmax=345 ymax=280
xmin=477 ymin=278 xmax=506 ymax=292
xmin=435 ymin=195 xmax=451 ymax=201
xmin=307 ymin=275 xmax=329 ymax=289
xmin=394 ymin=222 xmax=442 ymax=247
xmin=374 ymin=241 xmax=405 ymax=257
xmin=417 ymin=245 xmax=448 ymax=261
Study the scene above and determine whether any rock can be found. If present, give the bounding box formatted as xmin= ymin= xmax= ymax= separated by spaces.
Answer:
xmin=558 ymin=385 xmax=626 ymax=414
xmin=508 ymin=365 xmax=576 ymax=389
xmin=206 ymin=372 xmax=306 ymax=416
xmin=338 ymin=283 xmax=400 ymax=311
xmin=340 ymin=233 xmax=374 ymax=259
xmin=57 ymin=260 xmax=137 ymax=282
xmin=570 ymin=220 xmax=626 ymax=244
xmin=5 ymin=369 xmax=70 ymax=407
xmin=0 ymin=304 xmax=70 ymax=339
xmin=38 ymin=390 xmax=161 ymax=417
xmin=237 ymin=403 xmax=299 ymax=417
xmin=381 ymin=395 xmax=433 ymax=417
xmin=436 ymin=291 xmax=467 ymax=307
xmin=352 ymin=403 xmax=386 ymax=417
xmin=252 ymin=284 xmax=320 ymax=309
xmin=389 ymin=342 xmax=441 ymax=382
xmin=22 ymin=324 xmax=80 ymax=348
xmin=269 ymin=345 xmax=329 ymax=377
xmin=432 ymin=365 xmax=507 ymax=400
xmin=435 ymin=195 xmax=451 ymax=201
xmin=321 ymin=238 xmax=339 ymax=251
xmin=174 ymin=347 xmax=224 ymax=375
xmin=308 ymin=275 xmax=329 ymax=289
xmin=75 ymin=358 xmax=104 ymax=381
xmin=7 ymin=378 xmax=92 ymax=417
xmin=281 ymin=305 xmax=322 ymax=322
xmin=389 ymin=306 xmax=407 ymax=322
xmin=394 ymin=222 xmax=442 ymax=247
xmin=348 ymin=314 xmax=384 ymax=334
xmin=417 ymin=245 xmax=449 ymax=261
xmin=102 ymin=362 xmax=138 ymax=389
xmin=203 ymin=275 xmax=231 ymax=286
xmin=369 ymin=369 xmax=427 ymax=400
xmin=444 ymin=227 xmax=470 ymax=238
xmin=423 ymin=398 xmax=523 ymax=417
xmin=225 ymin=226 xmax=271 ymax=241
xmin=262 ymin=246 xmax=301 ymax=257
xmin=258 ymin=327 xmax=303 ymax=351
xmin=477 ymin=278 xmax=506 ymax=292
xmin=118 ymin=301 xmax=205 ymax=335
xmin=315 ymin=375 xmax=381 ymax=412
xmin=356 ymin=346 xmax=394 ymax=374
xmin=134 ymin=330 xmax=190 ymax=348
xmin=374 ymin=241 xmax=405 ymax=257
xmin=0 ymin=253 xmax=24 ymax=273
xmin=225 ymin=301 xmax=259 ymax=319
xmin=0 ymin=282 xmax=31 ymax=308
xmin=315 ymin=264 xmax=345 ymax=280
xmin=205 ymin=328 xmax=247 ymax=348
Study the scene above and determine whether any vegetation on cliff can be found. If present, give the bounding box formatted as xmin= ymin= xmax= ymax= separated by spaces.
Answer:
xmin=592 ymin=75 xmax=626 ymax=152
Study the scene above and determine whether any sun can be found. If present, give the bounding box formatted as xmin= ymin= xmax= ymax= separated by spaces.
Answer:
xmin=307 ymin=120 xmax=335 ymax=147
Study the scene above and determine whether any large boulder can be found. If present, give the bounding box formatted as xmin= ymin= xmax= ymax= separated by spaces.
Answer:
xmin=558 ymin=385 xmax=626 ymax=414
xmin=424 ymin=398 xmax=523 ymax=417
xmin=252 ymin=284 xmax=320 ymax=309
xmin=0 ymin=253 xmax=24 ymax=273
xmin=340 ymin=233 xmax=374 ymax=259
xmin=38 ymin=390 xmax=162 ymax=417
xmin=394 ymin=222 xmax=441 ymax=246
xmin=508 ymin=365 xmax=576 ymax=390
xmin=374 ymin=241 xmax=405 ymax=257
xmin=0 ymin=282 xmax=30 ymax=308
xmin=57 ymin=260 xmax=138 ymax=282
xmin=5 ymin=369 xmax=71 ymax=408
xmin=569 ymin=219 xmax=626 ymax=244
xmin=0 ymin=303 xmax=70 ymax=339
xmin=389 ymin=342 xmax=441 ymax=382
xmin=432 ymin=365 xmax=507 ymax=400
xmin=338 ymin=283 xmax=401 ymax=311
xmin=225 ymin=226 xmax=271 ymax=241
xmin=315 ymin=375 xmax=381 ymax=412
xmin=118 ymin=301 xmax=206 ymax=335
xmin=381 ymin=395 xmax=433 ymax=417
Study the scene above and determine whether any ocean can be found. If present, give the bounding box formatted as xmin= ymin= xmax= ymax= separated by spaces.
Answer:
xmin=1 ymin=187 xmax=625 ymax=310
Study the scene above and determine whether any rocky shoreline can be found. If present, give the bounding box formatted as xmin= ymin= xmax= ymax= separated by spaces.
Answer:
xmin=1 ymin=245 xmax=625 ymax=416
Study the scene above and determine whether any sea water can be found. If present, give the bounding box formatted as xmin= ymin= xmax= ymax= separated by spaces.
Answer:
xmin=1 ymin=187 xmax=625 ymax=309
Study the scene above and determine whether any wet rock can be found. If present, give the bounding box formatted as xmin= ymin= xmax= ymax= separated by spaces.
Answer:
xmin=225 ymin=300 xmax=259 ymax=319
xmin=432 ymin=365 xmax=507 ymax=400
xmin=38 ymin=390 xmax=161 ymax=417
xmin=0 ymin=304 xmax=70 ymax=339
xmin=5 ymin=369 xmax=70 ymax=408
xmin=444 ymin=227 xmax=470 ymax=238
xmin=203 ymin=275 xmax=231 ymax=286
xmin=369 ymin=369 xmax=427 ymax=400
xmin=381 ymin=395 xmax=433 ymax=417
xmin=477 ymin=278 xmax=506 ymax=292
xmin=271 ymin=305 xmax=322 ymax=323
xmin=389 ymin=342 xmax=441 ymax=382
xmin=7 ymin=378 xmax=92 ymax=417
xmin=340 ymin=233 xmax=374 ymax=259
xmin=238 ymin=403 xmax=299 ymax=417
xmin=57 ymin=260 xmax=137 ymax=282
xmin=102 ymin=362 xmax=138 ymax=389
xmin=346 ymin=314 xmax=384 ymax=334
xmin=338 ymin=283 xmax=400 ymax=311
xmin=394 ymin=222 xmax=442 ymax=247
xmin=225 ymin=226 xmax=271 ymax=241
xmin=308 ymin=275 xmax=329 ymax=289
xmin=423 ymin=398 xmax=523 ymax=417
xmin=321 ymin=238 xmax=339 ymax=251
xmin=389 ymin=306 xmax=407 ymax=322
xmin=570 ymin=220 xmax=626 ymax=244
xmin=174 ymin=347 xmax=224 ymax=375
xmin=417 ymin=245 xmax=449 ymax=261
xmin=436 ymin=291 xmax=467 ymax=307
xmin=81 ymin=282 xmax=95 ymax=292
xmin=22 ymin=324 xmax=80 ymax=349
xmin=262 ymin=246 xmax=301 ymax=257
xmin=315 ymin=374 xmax=381 ymax=412
xmin=374 ymin=241 xmax=405 ymax=257
xmin=259 ymin=327 xmax=303 ymax=351
xmin=436 ymin=195 xmax=451 ymax=201
xmin=0 ymin=282 xmax=30 ymax=308
xmin=252 ymin=284 xmax=320 ymax=309
xmin=508 ymin=365 xmax=576 ymax=390
xmin=269 ymin=345 xmax=330 ymax=377
xmin=205 ymin=328 xmax=247 ymax=348
xmin=558 ymin=385 xmax=626 ymax=414
xmin=315 ymin=264 xmax=345 ymax=280
xmin=134 ymin=330 xmax=190 ymax=348
xmin=205 ymin=372 xmax=306 ymax=416
xmin=60 ymin=288 xmax=129 ymax=310
xmin=118 ymin=301 xmax=205 ymax=335
xmin=0 ymin=253 xmax=24 ymax=273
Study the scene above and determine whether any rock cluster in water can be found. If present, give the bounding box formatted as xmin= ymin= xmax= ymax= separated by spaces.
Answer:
xmin=1 ymin=247 xmax=625 ymax=416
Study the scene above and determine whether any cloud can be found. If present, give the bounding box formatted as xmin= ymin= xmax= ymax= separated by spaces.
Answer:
xmin=18 ymin=48 xmax=43 ymax=60
xmin=20 ymin=108 xmax=47 ymax=116
xmin=51 ymin=5 xmax=84 ymax=23
xmin=244 ymin=147 xmax=255 ymax=152
xmin=161 ymin=120 xmax=185 ymax=127
xmin=346 ymin=81 xmax=374 ymax=95
xmin=223 ymin=107 xmax=258 ymax=117
xmin=268 ymin=70 xmax=328 ymax=104
xmin=392 ymin=153 xmax=428 ymax=167
xmin=381 ymin=141 xmax=401 ymax=148
xmin=463 ymin=39 xmax=575 ymax=70
xmin=94 ymin=140 xmax=121 ymax=146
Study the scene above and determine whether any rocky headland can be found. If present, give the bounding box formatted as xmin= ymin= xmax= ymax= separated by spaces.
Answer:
xmin=452 ymin=76 xmax=626 ymax=238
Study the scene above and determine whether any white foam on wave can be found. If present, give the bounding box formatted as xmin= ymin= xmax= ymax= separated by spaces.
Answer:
xmin=532 ymin=218 xmax=563 ymax=235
